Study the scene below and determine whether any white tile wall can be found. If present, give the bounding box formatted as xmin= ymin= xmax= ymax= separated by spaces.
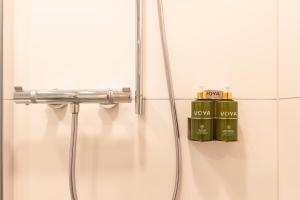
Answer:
xmin=162 ymin=0 xmax=277 ymax=99
xmin=13 ymin=0 xmax=136 ymax=97
xmin=177 ymin=100 xmax=278 ymax=200
xmin=279 ymin=100 xmax=300 ymax=200
xmin=3 ymin=100 xmax=14 ymax=200
xmin=10 ymin=0 xmax=279 ymax=100
xmin=3 ymin=0 xmax=14 ymax=99
xmin=279 ymin=0 xmax=300 ymax=98
xmin=278 ymin=1 xmax=300 ymax=200
xmin=3 ymin=0 xmax=300 ymax=200
xmin=13 ymin=102 xmax=175 ymax=200
xmin=12 ymin=100 xmax=278 ymax=200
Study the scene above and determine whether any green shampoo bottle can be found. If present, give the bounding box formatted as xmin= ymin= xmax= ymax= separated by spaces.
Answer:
xmin=190 ymin=91 xmax=214 ymax=141
xmin=215 ymin=89 xmax=238 ymax=142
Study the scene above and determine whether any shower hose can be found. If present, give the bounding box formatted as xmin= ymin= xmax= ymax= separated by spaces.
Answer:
xmin=68 ymin=1 xmax=181 ymax=200
xmin=157 ymin=0 xmax=182 ymax=199
xmin=69 ymin=103 xmax=79 ymax=200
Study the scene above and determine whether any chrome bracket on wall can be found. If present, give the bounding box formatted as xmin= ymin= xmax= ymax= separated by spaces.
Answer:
xmin=14 ymin=86 xmax=132 ymax=109
xmin=135 ymin=0 xmax=144 ymax=115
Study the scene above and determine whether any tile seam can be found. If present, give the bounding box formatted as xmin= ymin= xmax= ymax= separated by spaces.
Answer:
xmin=276 ymin=0 xmax=280 ymax=198
xmin=4 ymin=97 xmax=300 ymax=101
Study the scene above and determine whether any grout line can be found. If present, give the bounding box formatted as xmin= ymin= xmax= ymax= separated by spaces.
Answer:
xmin=4 ymin=97 xmax=300 ymax=101
xmin=277 ymin=97 xmax=300 ymax=100
xmin=145 ymin=97 xmax=287 ymax=101
xmin=276 ymin=0 xmax=280 ymax=198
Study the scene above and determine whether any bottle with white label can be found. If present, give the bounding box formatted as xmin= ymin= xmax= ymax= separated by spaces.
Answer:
xmin=215 ymin=88 xmax=238 ymax=142
xmin=190 ymin=90 xmax=214 ymax=141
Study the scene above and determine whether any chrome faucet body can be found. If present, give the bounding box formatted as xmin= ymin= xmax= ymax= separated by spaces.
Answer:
xmin=14 ymin=87 xmax=132 ymax=106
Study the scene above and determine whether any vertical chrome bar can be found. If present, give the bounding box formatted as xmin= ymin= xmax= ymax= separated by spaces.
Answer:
xmin=135 ymin=0 xmax=143 ymax=115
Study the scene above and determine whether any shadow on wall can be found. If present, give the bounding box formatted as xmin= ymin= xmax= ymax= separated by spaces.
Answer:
xmin=96 ymin=105 xmax=134 ymax=171
xmin=79 ymin=105 xmax=136 ymax=199
xmin=13 ymin=105 xmax=71 ymax=199
xmin=14 ymin=102 xmax=174 ymax=200
xmin=42 ymin=104 xmax=136 ymax=173
xmin=189 ymin=125 xmax=246 ymax=200
xmin=45 ymin=105 xmax=69 ymax=171
xmin=14 ymin=104 xmax=137 ymax=199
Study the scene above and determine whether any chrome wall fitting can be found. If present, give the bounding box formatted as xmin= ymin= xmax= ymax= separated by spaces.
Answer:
xmin=48 ymin=89 xmax=68 ymax=109
xmin=100 ymin=88 xmax=132 ymax=109
xmin=13 ymin=86 xmax=131 ymax=200
xmin=14 ymin=86 xmax=132 ymax=109
xmin=135 ymin=0 xmax=144 ymax=115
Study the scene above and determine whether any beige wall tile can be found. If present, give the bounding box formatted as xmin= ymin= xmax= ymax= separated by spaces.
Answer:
xmin=13 ymin=102 xmax=176 ymax=200
xmin=3 ymin=100 xmax=14 ymax=200
xmin=177 ymin=100 xmax=278 ymax=200
xmin=279 ymin=99 xmax=300 ymax=200
xmin=279 ymin=0 xmax=300 ymax=98
xmin=3 ymin=0 xmax=14 ymax=99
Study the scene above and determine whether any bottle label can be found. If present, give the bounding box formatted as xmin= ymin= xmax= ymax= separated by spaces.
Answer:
xmin=196 ymin=126 xmax=209 ymax=135
xmin=193 ymin=110 xmax=212 ymax=118
xmin=190 ymin=118 xmax=213 ymax=141
xmin=190 ymin=101 xmax=214 ymax=141
xmin=215 ymin=101 xmax=238 ymax=141
xmin=205 ymin=90 xmax=223 ymax=99
xmin=218 ymin=111 xmax=238 ymax=119
xmin=216 ymin=122 xmax=238 ymax=141
xmin=222 ymin=124 xmax=235 ymax=135
xmin=191 ymin=100 xmax=214 ymax=118
xmin=215 ymin=101 xmax=238 ymax=119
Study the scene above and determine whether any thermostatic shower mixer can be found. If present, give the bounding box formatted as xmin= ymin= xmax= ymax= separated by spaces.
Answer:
xmin=14 ymin=86 xmax=132 ymax=108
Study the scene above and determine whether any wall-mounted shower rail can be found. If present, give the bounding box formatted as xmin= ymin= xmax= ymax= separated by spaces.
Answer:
xmin=14 ymin=87 xmax=132 ymax=105
xmin=135 ymin=0 xmax=143 ymax=115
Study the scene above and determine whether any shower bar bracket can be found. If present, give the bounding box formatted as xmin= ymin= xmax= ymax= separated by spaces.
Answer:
xmin=14 ymin=86 xmax=132 ymax=109
xmin=135 ymin=0 xmax=144 ymax=115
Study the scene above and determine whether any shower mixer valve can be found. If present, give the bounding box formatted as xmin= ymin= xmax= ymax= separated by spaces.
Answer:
xmin=13 ymin=86 xmax=132 ymax=200
xmin=14 ymin=86 xmax=132 ymax=109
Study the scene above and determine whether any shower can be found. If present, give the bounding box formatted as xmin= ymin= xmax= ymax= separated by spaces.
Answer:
xmin=13 ymin=0 xmax=182 ymax=200
xmin=137 ymin=0 xmax=182 ymax=199
xmin=14 ymin=88 xmax=133 ymax=200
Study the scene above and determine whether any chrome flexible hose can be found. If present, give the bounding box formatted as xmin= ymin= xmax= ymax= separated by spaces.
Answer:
xmin=66 ymin=2 xmax=181 ymax=200
xmin=157 ymin=1 xmax=182 ymax=199
xmin=69 ymin=103 xmax=80 ymax=200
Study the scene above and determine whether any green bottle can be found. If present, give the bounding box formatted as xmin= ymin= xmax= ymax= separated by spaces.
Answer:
xmin=215 ymin=89 xmax=238 ymax=142
xmin=189 ymin=91 xmax=214 ymax=141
